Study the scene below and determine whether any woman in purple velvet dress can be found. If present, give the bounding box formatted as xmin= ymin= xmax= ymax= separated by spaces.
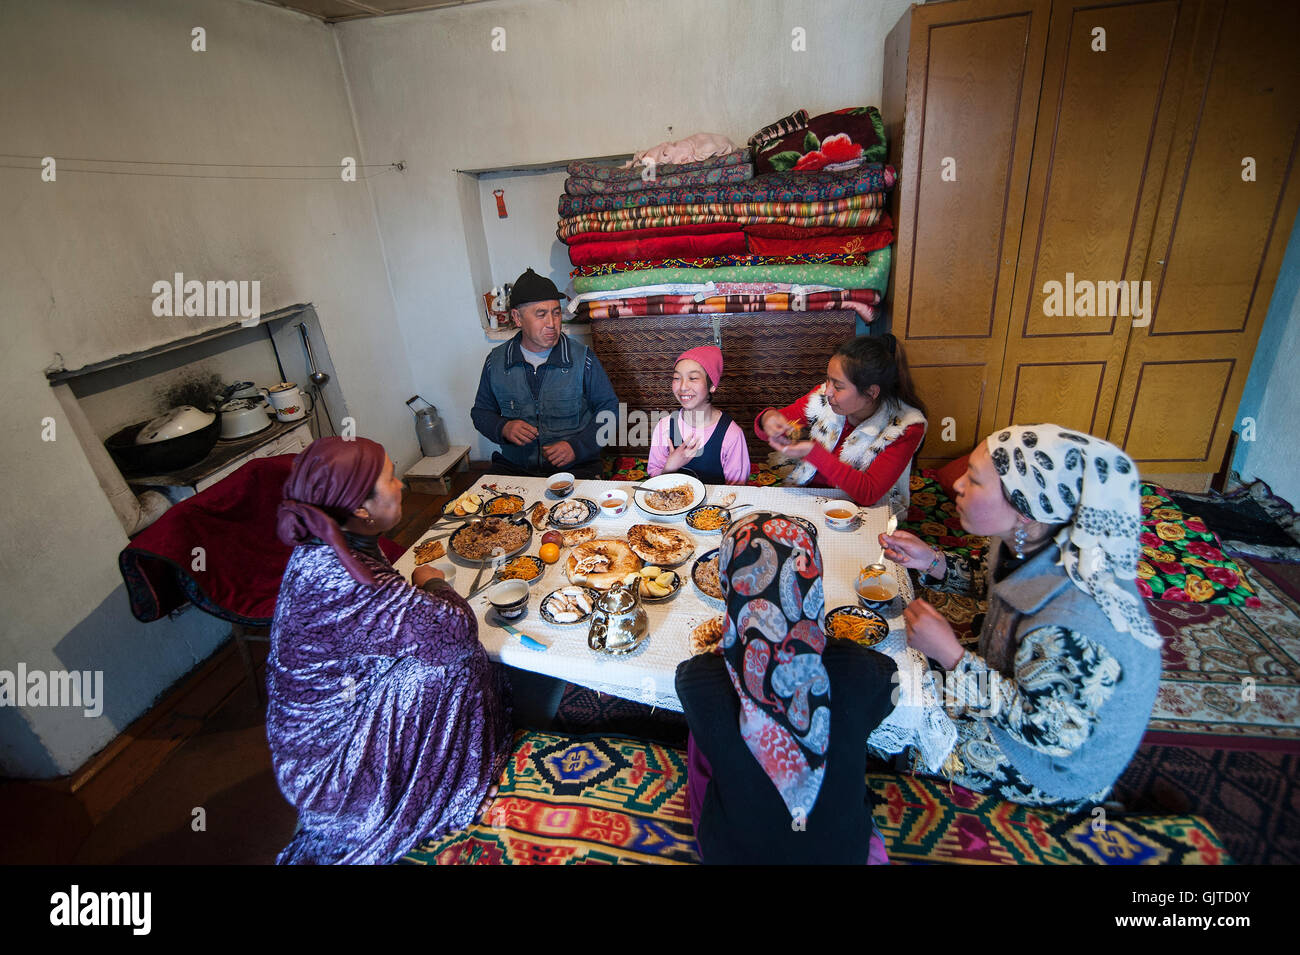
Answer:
xmin=267 ymin=436 xmax=511 ymax=864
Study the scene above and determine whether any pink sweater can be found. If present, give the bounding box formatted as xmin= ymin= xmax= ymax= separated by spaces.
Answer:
xmin=648 ymin=411 xmax=751 ymax=485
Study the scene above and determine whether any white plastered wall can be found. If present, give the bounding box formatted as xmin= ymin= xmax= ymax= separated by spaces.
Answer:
xmin=335 ymin=0 xmax=913 ymax=461
xmin=0 ymin=0 xmax=415 ymax=776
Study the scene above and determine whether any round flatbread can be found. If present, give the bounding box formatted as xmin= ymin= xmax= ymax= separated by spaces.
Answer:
xmin=566 ymin=539 xmax=642 ymax=590
xmin=626 ymin=524 xmax=695 ymax=566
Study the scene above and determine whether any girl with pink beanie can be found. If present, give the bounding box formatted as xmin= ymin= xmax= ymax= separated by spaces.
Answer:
xmin=647 ymin=346 xmax=751 ymax=485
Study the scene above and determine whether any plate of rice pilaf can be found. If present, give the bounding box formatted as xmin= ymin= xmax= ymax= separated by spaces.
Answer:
xmin=691 ymin=549 xmax=724 ymax=603
xmin=449 ymin=517 xmax=532 ymax=563
xmin=634 ymin=474 xmax=705 ymax=516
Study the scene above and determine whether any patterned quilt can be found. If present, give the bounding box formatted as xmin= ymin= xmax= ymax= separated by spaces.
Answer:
xmin=570 ymin=249 xmax=891 ymax=294
xmin=400 ymin=732 xmax=1230 ymax=865
xmin=558 ymin=194 xmax=886 ymax=240
xmin=572 ymin=251 xmax=880 ymax=276
xmin=567 ymin=151 xmax=749 ymax=182
xmin=575 ymin=289 xmax=879 ymax=321
xmin=565 ymin=162 xmax=754 ymax=196
xmin=557 ymin=164 xmax=896 ymax=217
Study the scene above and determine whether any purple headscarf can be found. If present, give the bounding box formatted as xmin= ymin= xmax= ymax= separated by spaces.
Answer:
xmin=277 ymin=437 xmax=387 ymax=586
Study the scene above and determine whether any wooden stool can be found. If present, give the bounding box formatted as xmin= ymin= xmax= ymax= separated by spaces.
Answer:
xmin=403 ymin=446 xmax=470 ymax=495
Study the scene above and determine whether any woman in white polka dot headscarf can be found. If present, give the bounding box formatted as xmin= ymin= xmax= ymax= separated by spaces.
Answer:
xmin=880 ymin=425 xmax=1162 ymax=810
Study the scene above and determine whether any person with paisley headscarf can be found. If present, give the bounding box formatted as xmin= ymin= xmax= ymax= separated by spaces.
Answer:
xmin=266 ymin=437 xmax=512 ymax=864
xmin=675 ymin=512 xmax=898 ymax=864
xmin=880 ymin=425 xmax=1163 ymax=809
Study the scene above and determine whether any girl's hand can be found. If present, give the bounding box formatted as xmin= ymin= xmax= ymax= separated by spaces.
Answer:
xmin=777 ymin=439 xmax=815 ymax=460
xmin=879 ymin=530 xmax=935 ymax=571
xmin=903 ymin=598 xmax=963 ymax=669
xmin=412 ymin=565 xmax=445 ymax=588
xmin=664 ymin=435 xmax=702 ymax=473
xmin=761 ymin=410 xmax=796 ymax=444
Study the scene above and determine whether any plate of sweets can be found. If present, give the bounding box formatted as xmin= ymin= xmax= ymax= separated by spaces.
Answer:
xmin=548 ymin=497 xmax=599 ymax=528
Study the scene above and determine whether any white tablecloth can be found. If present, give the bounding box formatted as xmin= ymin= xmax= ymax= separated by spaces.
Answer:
xmin=395 ymin=475 xmax=956 ymax=771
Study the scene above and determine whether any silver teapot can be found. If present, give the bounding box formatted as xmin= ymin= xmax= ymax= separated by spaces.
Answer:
xmin=587 ymin=580 xmax=648 ymax=654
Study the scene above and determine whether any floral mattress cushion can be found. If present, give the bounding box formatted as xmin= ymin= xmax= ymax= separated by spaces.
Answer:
xmin=602 ymin=454 xmax=783 ymax=487
xmin=1138 ymin=485 xmax=1260 ymax=607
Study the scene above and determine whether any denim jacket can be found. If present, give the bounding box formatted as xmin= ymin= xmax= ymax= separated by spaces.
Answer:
xmin=470 ymin=333 xmax=618 ymax=473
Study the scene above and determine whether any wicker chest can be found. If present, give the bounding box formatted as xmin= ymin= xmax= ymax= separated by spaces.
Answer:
xmin=588 ymin=310 xmax=859 ymax=460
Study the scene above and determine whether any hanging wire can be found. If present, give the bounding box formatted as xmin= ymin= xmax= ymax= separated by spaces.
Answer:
xmin=0 ymin=154 xmax=404 ymax=181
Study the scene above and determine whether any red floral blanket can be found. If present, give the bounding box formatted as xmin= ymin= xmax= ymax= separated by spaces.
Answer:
xmin=753 ymin=107 xmax=887 ymax=174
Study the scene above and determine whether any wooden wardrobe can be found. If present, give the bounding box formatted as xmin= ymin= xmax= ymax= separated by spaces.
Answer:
xmin=883 ymin=0 xmax=1300 ymax=482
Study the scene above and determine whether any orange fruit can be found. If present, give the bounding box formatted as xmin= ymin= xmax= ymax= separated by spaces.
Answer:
xmin=539 ymin=543 xmax=560 ymax=564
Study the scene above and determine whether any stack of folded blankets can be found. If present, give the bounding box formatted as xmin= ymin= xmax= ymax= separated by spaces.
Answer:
xmin=559 ymin=108 xmax=896 ymax=323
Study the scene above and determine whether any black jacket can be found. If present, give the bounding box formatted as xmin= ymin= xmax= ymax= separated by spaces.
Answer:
xmin=675 ymin=640 xmax=897 ymax=864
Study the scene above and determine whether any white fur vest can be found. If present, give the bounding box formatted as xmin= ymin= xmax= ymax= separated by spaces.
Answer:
xmin=778 ymin=385 xmax=927 ymax=504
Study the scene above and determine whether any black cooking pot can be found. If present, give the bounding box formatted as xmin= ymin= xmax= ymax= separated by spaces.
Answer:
xmin=105 ymin=412 xmax=222 ymax=476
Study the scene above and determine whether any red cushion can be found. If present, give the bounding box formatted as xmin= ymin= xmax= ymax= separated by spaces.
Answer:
xmin=120 ymin=454 xmax=407 ymax=624
xmin=934 ymin=452 xmax=971 ymax=497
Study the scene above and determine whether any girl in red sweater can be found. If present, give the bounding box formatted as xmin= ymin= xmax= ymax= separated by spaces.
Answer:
xmin=756 ymin=334 xmax=927 ymax=507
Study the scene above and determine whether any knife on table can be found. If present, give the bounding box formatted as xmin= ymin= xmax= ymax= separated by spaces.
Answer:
xmin=500 ymin=622 xmax=548 ymax=651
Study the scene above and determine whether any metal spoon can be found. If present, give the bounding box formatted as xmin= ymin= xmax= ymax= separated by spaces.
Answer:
xmin=466 ymin=548 xmax=507 ymax=599
xmin=509 ymin=502 xmax=541 ymax=526
xmin=867 ymin=514 xmax=899 ymax=573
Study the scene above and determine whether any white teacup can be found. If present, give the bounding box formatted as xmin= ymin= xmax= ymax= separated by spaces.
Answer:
xmin=599 ymin=489 xmax=629 ymax=516
xmin=261 ymin=382 xmax=314 ymax=421
xmin=822 ymin=500 xmax=860 ymax=530
xmin=855 ymin=569 xmax=900 ymax=607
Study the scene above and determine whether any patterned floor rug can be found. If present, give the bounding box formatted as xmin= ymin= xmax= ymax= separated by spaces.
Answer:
xmin=1145 ymin=560 xmax=1300 ymax=749
xmin=1113 ymin=743 xmax=1299 ymax=865
xmin=873 ymin=773 xmax=1229 ymax=865
xmin=400 ymin=732 xmax=1230 ymax=865
xmin=402 ymin=732 xmax=700 ymax=865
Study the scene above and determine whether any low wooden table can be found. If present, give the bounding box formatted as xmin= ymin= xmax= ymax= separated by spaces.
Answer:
xmin=394 ymin=475 xmax=957 ymax=769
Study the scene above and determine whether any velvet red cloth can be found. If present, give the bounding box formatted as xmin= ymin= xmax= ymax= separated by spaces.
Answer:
xmin=744 ymin=230 xmax=895 ymax=256
xmin=567 ymin=230 xmax=746 ymax=266
xmin=119 ymin=453 xmax=402 ymax=625
xmin=562 ymin=221 xmax=744 ymax=245
xmin=741 ymin=216 xmax=894 ymax=239
xmin=934 ymin=451 xmax=973 ymax=497
xmin=743 ymin=215 xmax=895 ymax=255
